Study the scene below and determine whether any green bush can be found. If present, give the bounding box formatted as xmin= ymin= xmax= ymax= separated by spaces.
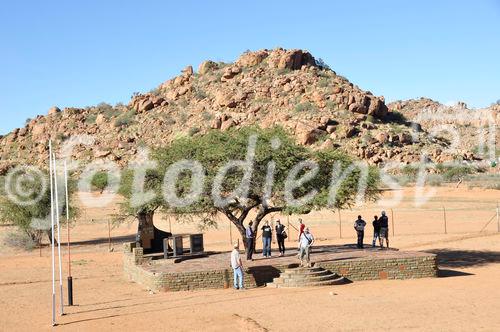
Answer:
xmin=114 ymin=110 xmax=136 ymax=127
xmin=294 ymin=102 xmax=316 ymax=113
xmin=85 ymin=114 xmax=97 ymax=124
xmin=90 ymin=171 xmax=118 ymax=193
xmin=0 ymin=171 xmax=77 ymax=248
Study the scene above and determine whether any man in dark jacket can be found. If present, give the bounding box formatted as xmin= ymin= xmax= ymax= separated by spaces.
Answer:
xmin=372 ymin=215 xmax=381 ymax=248
xmin=246 ymin=221 xmax=255 ymax=260
xmin=275 ymin=219 xmax=286 ymax=256
xmin=379 ymin=211 xmax=389 ymax=249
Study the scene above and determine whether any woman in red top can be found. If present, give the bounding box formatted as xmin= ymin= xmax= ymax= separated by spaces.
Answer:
xmin=298 ymin=218 xmax=305 ymax=240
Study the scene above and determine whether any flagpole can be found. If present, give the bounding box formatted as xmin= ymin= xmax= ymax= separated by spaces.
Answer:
xmin=52 ymin=154 xmax=64 ymax=315
xmin=64 ymin=161 xmax=73 ymax=306
xmin=48 ymin=141 xmax=56 ymax=326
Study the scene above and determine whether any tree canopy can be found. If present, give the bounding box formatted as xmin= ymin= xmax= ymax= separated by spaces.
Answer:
xmin=119 ymin=126 xmax=380 ymax=247
xmin=0 ymin=168 xmax=78 ymax=246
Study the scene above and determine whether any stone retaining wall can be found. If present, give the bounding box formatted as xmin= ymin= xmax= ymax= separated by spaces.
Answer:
xmin=123 ymin=242 xmax=437 ymax=292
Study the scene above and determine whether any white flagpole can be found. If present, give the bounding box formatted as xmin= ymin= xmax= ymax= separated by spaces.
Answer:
xmin=52 ymin=154 xmax=64 ymax=315
xmin=48 ymin=141 xmax=56 ymax=326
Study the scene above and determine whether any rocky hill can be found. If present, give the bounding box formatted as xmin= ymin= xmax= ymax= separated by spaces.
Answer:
xmin=388 ymin=98 xmax=500 ymax=161
xmin=0 ymin=48 xmax=479 ymax=173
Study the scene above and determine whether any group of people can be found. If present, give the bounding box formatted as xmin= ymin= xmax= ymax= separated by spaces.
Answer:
xmin=245 ymin=219 xmax=288 ymax=260
xmin=231 ymin=213 xmax=391 ymax=290
xmin=231 ymin=218 xmax=315 ymax=289
xmin=353 ymin=211 xmax=390 ymax=249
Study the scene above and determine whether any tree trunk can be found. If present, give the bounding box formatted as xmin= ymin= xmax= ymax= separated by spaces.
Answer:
xmin=234 ymin=221 xmax=248 ymax=249
xmin=220 ymin=203 xmax=283 ymax=250
xmin=136 ymin=210 xmax=155 ymax=249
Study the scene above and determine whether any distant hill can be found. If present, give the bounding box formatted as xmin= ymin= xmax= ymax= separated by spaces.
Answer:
xmin=1 ymin=48 xmax=494 ymax=174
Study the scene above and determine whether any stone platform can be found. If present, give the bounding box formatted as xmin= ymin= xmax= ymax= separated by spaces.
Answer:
xmin=123 ymin=243 xmax=437 ymax=292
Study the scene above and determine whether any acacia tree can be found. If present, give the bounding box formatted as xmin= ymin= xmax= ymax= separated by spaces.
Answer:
xmin=0 ymin=169 xmax=78 ymax=247
xmin=152 ymin=126 xmax=379 ymax=248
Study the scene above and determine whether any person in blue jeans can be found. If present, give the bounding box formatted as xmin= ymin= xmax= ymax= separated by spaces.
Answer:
xmin=230 ymin=243 xmax=244 ymax=289
xmin=261 ymin=221 xmax=273 ymax=258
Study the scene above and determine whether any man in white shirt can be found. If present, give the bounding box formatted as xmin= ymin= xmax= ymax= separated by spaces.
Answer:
xmin=298 ymin=228 xmax=314 ymax=267
xmin=230 ymin=242 xmax=244 ymax=289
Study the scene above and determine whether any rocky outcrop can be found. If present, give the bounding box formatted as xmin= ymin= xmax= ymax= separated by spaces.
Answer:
xmin=0 ymin=48 xmax=461 ymax=168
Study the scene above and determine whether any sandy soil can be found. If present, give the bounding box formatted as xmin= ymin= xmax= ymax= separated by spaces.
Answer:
xmin=0 ymin=186 xmax=499 ymax=331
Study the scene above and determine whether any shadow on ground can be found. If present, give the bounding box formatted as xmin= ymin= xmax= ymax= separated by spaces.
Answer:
xmin=71 ymin=234 xmax=135 ymax=246
xmin=428 ymin=249 xmax=500 ymax=268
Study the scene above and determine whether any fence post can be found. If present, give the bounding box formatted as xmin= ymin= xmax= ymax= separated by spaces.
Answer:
xmin=390 ymin=209 xmax=395 ymax=237
xmin=287 ymin=216 xmax=290 ymax=242
xmin=107 ymin=219 xmax=112 ymax=251
xmin=229 ymin=220 xmax=233 ymax=244
xmin=497 ymin=202 xmax=499 ymax=233
xmin=443 ymin=206 xmax=447 ymax=234
xmin=338 ymin=209 xmax=342 ymax=239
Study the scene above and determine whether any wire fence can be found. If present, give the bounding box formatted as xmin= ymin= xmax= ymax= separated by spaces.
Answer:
xmin=69 ymin=201 xmax=500 ymax=251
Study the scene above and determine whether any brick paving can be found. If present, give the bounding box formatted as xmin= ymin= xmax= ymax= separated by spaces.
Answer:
xmin=143 ymin=244 xmax=432 ymax=274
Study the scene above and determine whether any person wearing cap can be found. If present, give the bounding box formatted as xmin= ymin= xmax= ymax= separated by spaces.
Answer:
xmin=353 ymin=215 xmax=367 ymax=249
xmin=275 ymin=219 xmax=287 ymax=256
xmin=298 ymin=227 xmax=314 ymax=267
xmin=379 ymin=211 xmax=389 ymax=249
xmin=230 ymin=242 xmax=244 ymax=289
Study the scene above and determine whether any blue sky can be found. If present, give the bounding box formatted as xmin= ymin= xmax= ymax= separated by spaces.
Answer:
xmin=1 ymin=0 xmax=499 ymax=134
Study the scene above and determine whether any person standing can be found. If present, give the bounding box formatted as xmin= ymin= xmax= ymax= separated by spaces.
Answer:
xmin=246 ymin=221 xmax=255 ymax=260
xmin=372 ymin=215 xmax=381 ymax=248
xmin=353 ymin=215 xmax=366 ymax=249
xmin=275 ymin=219 xmax=286 ymax=256
xmin=261 ymin=221 xmax=272 ymax=258
xmin=298 ymin=218 xmax=305 ymax=240
xmin=298 ymin=228 xmax=314 ymax=267
xmin=230 ymin=242 xmax=244 ymax=290
xmin=379 ymin=211 xmax=389 ymax=249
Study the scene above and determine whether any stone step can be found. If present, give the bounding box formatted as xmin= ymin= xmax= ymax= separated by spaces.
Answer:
xmin=283 ymin=267 xmax=323 ymax=274
xmin=280 ymin=270 xmax=332 ymax=279
xmin=279 ymin=274 xmax=340 ymax=284
xmin=267 ymin=276 xmax=347 ymax=288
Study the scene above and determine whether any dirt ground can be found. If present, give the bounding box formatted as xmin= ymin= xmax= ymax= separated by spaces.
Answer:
xmin=0 ymin=186 xmax=499 ymax=331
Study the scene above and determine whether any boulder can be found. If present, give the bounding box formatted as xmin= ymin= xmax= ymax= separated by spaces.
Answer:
xmin=48 ymin=106 xmax=61 ymax=115
xmin=138 ymin=99 xmax=154 ymax=113
xmin=220 ymin=118 xmax=236 ymax=131
xmin=182 ymin=65 xmax=194 ymax=77
xmin=211 ymin=117 xmax=222 ymax=129
xmin=198 ymin=60 xmax=218 ymax=75
xmin=299 ymin=128 xmax=326 ymax=145
xmin=375 ymin=132 xmax=388 ymax=144
xmin=237 ymin=50 xmax=269 ymax=67
xmin=95 ymin=114 xmax=105 ymax=125
xmin=398 ymin=132 xmax=412 ymax=144
xmin=277 ymin=49 xmax=316 ymax=70
xmin=349 ymin=103 xmax=368 ymax=114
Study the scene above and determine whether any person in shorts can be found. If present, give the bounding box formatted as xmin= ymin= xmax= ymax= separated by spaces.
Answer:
xmin=379 ymin=211 xmax=389 ymax=249
xmin=298 ymin=228 xmax=314 ymax=267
